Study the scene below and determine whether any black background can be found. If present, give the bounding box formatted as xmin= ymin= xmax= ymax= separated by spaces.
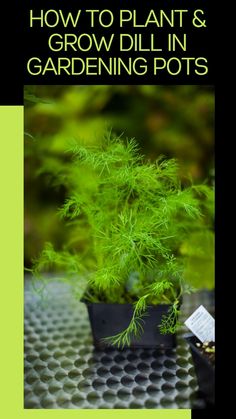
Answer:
xmin=1 ymin=0 xmax=214 ymax=105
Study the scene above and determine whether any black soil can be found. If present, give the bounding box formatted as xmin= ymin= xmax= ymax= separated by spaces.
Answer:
xmin=195 ymin=341 xmax=215 ymax=365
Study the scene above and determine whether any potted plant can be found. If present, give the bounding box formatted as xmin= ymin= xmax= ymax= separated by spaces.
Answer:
xmin=31 ymin=135 xmax=213 ymax=349
xmin=185 ymin=334 xmax=215 ymax=406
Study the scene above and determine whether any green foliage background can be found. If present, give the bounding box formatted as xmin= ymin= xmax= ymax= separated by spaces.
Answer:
xmin=24 ymin=85 xmax=214 ymax=291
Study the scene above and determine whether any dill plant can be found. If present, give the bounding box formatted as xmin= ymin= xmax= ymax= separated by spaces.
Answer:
xmin=31 ymin=134 xmax=213 ymax=347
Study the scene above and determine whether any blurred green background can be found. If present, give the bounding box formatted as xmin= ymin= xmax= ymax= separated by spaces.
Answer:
xmin=24 ymin=85 xmax=214 ymax=288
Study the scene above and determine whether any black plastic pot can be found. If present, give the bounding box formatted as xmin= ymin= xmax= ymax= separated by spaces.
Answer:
xmin=186 ymin=334 xmax=215 ymax=406
xmin=85 ymin=302 xmax=176 ymax=349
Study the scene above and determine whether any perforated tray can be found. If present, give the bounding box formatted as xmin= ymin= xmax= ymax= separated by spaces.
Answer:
xmin=24 ymin=280 xmax=214 ymax=409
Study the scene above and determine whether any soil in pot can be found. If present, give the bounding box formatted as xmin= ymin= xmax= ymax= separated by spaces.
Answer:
xmin=195 ymin=341 xmax=215 ymax=365
xmin=86 ymin=302 xmax=177 ymax=349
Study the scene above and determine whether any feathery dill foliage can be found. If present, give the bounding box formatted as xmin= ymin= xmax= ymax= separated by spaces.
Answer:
xmin=32 ymin=135 xmax=213 ymax=347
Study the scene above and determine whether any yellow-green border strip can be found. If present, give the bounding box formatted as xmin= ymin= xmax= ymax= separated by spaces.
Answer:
xmin=0 ymin=105 xmax=24 ymax=415
xmin=0 ymin=106 xmax=191 ymax=419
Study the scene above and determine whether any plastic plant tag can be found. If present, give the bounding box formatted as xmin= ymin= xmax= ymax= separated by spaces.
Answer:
xmin=184 ymin=305 xmax=215 ymax=343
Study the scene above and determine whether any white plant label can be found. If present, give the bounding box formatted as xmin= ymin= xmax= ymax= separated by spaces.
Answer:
xmin=184 ymin=305 xmax=215 ymax=343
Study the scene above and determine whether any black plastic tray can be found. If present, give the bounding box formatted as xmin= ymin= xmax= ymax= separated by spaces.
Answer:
xmin=24 ymin=280 xmax=215 ymax=409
